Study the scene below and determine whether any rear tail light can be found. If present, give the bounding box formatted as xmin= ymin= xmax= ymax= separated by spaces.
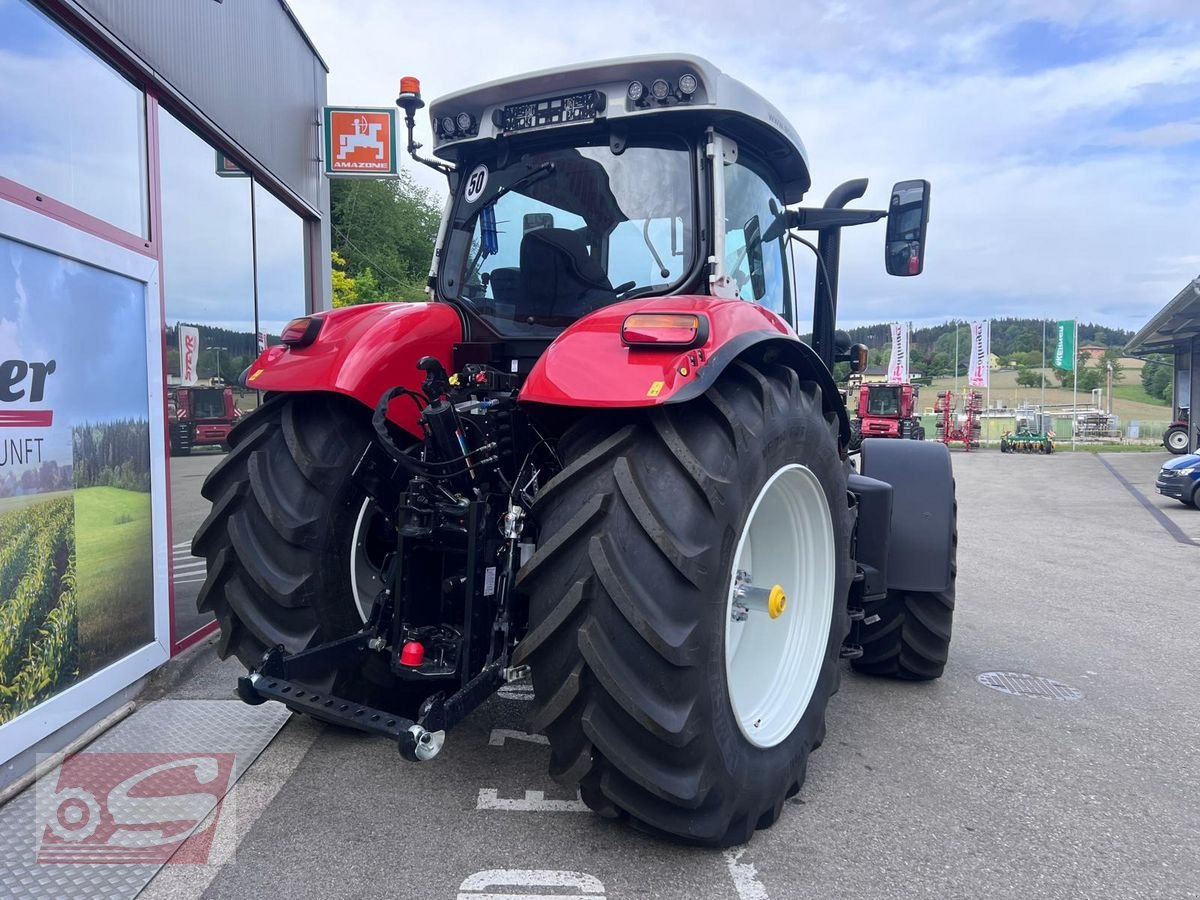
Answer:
xmin=280 ymin=316 xmax=322 ymax=347
xmin=621 ymin=313 xmax=708 ymax=348
xmin=908 ymin=254 xmax=920 ymax=275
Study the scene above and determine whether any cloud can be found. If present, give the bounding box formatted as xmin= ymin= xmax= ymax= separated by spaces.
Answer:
xmin=288 ymin=0 xmax=1200 ymax=330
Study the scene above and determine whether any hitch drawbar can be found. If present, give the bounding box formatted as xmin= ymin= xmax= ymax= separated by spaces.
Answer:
xmin=237 ymin=672 xmax=445 ymax=762
xmin=235 ymin=639 xmax=517 ymax=761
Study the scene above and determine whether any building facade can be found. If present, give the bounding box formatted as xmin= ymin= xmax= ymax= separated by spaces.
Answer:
xmin=1127 ymin=278 xmax=1200 ymax=454
xmin=0 ymin=0 xmax=330 ymax=787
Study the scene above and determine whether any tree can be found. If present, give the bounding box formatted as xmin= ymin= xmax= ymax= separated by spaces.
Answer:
xmin=1099 ymin=347 xmax=1125 ymax=383
xmin=331 ymin=251 xmax=359 ymax=308
xmin=330 ymin=172 xmax=440 ymax=300
xmin=1015 ymin=367 xmax=1043 ymax=388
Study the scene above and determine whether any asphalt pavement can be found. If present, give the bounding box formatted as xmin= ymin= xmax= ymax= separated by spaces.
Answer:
xmin=140 ymin=448 xmax=1199 ymax=900
xmin=169 ymin=451 xmax=224 ymax=642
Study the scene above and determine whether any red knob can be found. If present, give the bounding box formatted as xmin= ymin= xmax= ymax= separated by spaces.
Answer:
xmin=399 ymin=641 xmax=425 ymax=667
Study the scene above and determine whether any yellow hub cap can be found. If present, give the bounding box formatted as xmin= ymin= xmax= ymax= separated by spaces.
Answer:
xmin=768 ymin=584 xmax=787 ymax=619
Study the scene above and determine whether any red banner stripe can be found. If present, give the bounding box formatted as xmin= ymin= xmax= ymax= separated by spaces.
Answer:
xmin=0 ymin=410 xmax=54 ymax=426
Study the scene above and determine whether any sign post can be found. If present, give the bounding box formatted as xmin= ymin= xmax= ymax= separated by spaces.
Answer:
xmin=323 ymin=107 xmax=398 ymax=178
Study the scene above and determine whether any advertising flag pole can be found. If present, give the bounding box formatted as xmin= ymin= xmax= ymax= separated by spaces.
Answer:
xmin=954 ymin=322 xmax=959 ymax=397
xmin=1041 ymin=319 xmax=1046 ymax=414
xmin=1072 ymin=319 xmax=1078 ymax=450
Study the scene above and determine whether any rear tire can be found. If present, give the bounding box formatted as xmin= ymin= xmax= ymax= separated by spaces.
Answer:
xmin=514 ymin=362 xmax=852 ymax=846
xmin=852 ymin=495 xmax=956 ymax=680
xmin=192 ymin=392 xmax=425 ymax=715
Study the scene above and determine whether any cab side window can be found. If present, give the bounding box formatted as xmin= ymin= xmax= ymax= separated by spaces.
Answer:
xmin=722 ymin=153 xmax=791 ymax=322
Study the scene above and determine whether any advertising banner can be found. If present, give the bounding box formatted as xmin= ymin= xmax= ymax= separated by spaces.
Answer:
xmin=969 ymin=320 xmax=990 ymax=388
xmin=179 ymin=325 xmax=199 ymax=385
xmin=1053 ymin=319 xmax=1076 ymax=370
xmin=0 ymin=235 xmax=155 ymax=726
xmin=887 ymin=321 xmax=909 ymax=384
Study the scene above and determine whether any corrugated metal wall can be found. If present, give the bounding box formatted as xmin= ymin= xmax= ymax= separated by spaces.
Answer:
xmin=69 ymin=0 xmax=326 ymax=217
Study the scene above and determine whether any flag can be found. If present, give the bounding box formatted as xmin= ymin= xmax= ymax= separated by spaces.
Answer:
xmin=1053 ymin=319 xmax=1076 ymax=370
xmin=179 ymin=325 xmax=200 ymax=385
xmin=887 ymin=321 xmax=909 ymax=384
xmin=968 ymin=320 xmax=989 ymax=388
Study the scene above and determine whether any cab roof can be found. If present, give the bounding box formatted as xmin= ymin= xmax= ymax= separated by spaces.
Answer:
xmin=428 ymin=54 xmax=812 ymax=202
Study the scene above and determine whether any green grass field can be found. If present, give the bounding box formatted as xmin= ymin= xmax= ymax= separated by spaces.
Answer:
xmin=74 ymin=487 xmax=154 ymax=676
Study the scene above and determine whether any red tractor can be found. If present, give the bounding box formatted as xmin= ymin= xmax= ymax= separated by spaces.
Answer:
xmin=167 ymin=385 xmax=241 ymax=456
xmin=1164 ymin=407 xmax=1192 ymax=454
xmin=849 ymin=382 xmax=925 ymax=448
xmin=194 ymin=56 xmax=956 ymax=846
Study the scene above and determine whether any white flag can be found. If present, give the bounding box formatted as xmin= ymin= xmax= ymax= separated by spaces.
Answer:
xmin=179 ymin=325 xmax=200 ymax=386
xmin=968 ymin=320 xmax=990 ymax=388
xmin=887 ymin=322 xmax=909 ymax=384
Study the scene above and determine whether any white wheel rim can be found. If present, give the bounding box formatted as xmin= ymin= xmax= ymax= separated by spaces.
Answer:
xmin=1168 ymin=430 xmax=1188 ymax=451
xmin=724 ymin=464 xmax=835 ymax=749
xmin=350 ymin=498 xmax=386 ymax=623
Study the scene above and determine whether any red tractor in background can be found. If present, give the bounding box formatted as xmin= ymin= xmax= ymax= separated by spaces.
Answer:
xmin=849 ymin=381 xmax=925 ymax=448
xmin=167 ymin=385 xmax=241 ymax=456
xmin=1164 ymin=407 xmax=1192 ymax=454
xmin=193 ymin=55 xmax=957 ymax=847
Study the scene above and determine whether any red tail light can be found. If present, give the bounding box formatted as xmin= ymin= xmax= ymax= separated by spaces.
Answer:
xmin=280 ymin=316 xmax=322 ymax=347
xmin=621 ymin=313 xmax=707 ymax=348
xmin=908 ymin=254 xmax=920 ymax=275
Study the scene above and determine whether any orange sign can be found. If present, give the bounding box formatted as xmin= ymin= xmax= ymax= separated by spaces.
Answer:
xmin=323 ymin=107 xmax=397 ymax=177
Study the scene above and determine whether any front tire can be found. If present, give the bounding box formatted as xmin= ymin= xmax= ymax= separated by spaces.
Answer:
xmin=852 ymin=494 xmax=956 ymax=680
xmin=514 ymin=362 xmax=852 ymax=846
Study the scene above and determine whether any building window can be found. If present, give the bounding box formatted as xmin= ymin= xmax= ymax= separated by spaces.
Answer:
xmin=0 ymin=0 xmax=148 ymax=236
xmin=158 ymin=107 xmax=256 ymax=643
xmin=253 ymin=183 xmax=307 ymax=341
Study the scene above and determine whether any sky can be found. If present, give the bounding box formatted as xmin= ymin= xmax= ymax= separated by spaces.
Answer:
xmin=288 ymin=0 xmax=1200 ymax=331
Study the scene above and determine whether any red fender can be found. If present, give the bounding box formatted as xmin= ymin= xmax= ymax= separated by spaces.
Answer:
xmin=519 ymin=296 xmax=789 ymax=406
xmin=519 ymin=296 xmax=850 ymax=443
xmin=245 ymin=302 xmax=461 ymax=438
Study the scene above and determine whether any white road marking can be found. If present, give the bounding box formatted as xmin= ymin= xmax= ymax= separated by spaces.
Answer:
xmin=488 ymin=728 xmax=549 ymax=747
xmin=723 ymin=847 xmax=770 ymax=900
xmin=172 ymin=559 xmax=207 ymax=572
xmin=458 ymin=868 xmax=605 ymax=899
xmin=475 ymin=788 xmax=588 ymax=812
xmin=172 ymin=540 xmax=193 ymax=549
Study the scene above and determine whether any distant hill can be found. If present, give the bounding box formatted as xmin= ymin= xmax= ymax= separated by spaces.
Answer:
xmin=834 ymin=318 xmax=1135 ymax=379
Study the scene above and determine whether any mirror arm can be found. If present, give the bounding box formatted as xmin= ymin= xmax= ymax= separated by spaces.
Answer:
xmin=788 ymin=208 xmax=887 ymax=230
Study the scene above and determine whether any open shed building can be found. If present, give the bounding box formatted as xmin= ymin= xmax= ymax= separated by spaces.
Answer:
xmin=1126 ymin=277 xmax=1200 ymax=453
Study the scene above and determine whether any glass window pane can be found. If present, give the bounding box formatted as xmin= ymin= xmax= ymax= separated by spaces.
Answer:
xmin=0 ymin=0 xmax=147 ymax=235
xmin=723 ymin=154 xmax=791 ymax=322
xmin=158 ymin=107 xmax=256 ymax=643
xmin=253 ymin=182 xmax=308 ymax=340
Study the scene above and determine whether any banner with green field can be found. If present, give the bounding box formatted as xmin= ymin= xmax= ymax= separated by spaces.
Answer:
xmin=0 ymin=236 xmax=155 ymax=725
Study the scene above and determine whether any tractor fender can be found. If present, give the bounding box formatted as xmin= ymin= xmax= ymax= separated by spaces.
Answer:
xmin=519 ymin=295 xmax=850 ymax=445
xmin=858 ymin=438 xmax=955 ymax=593
xmin=243 ymin=302 xmax=462 ymax=439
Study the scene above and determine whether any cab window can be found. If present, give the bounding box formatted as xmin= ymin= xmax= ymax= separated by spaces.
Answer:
xmin=722 ymin=152 xmax=791 ymax=322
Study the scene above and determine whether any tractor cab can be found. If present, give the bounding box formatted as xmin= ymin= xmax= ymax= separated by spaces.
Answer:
xmin=395 ymin=56 xmax=923 ymax=365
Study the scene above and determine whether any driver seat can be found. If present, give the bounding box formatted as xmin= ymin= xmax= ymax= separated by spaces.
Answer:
xmin=518 ymin=227 xmax=612 ymax=321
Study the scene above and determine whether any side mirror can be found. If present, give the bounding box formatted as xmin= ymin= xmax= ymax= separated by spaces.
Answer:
xmin=885 ymin=179 xmax=930 ymax=277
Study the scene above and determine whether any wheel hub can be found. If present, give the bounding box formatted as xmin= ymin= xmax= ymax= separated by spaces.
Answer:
xmin=724 ymin=464 xmax=835 ymax=749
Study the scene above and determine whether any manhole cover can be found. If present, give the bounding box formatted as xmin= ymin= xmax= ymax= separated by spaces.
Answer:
xmin=976 ymin=672 xmax=1083 ymax=701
